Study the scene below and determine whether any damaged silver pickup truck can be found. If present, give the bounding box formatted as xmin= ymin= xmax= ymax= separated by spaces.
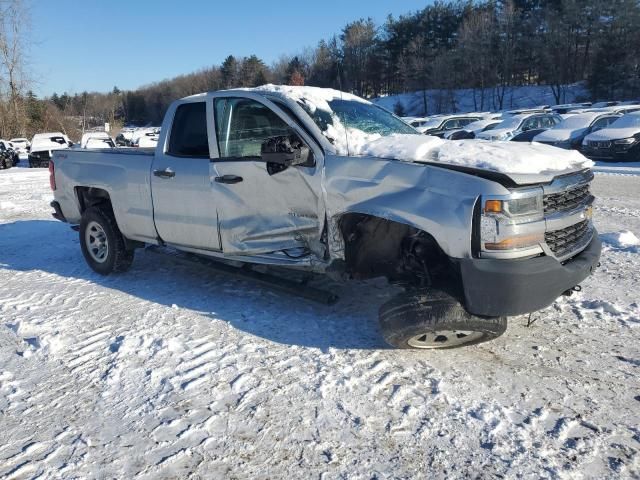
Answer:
xmin=50 ymin=86 xmax=601 ymax=349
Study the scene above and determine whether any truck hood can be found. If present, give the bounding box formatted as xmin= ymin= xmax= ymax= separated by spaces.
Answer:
xmin=354 ymin=134 xmax=593 ymax=185
xmin=584 ymin=127 xmax=640 ymax=141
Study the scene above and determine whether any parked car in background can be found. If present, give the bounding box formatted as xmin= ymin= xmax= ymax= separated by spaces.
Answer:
xmin=611 ymin=105 xmax=640 ymax=114
xmin=9 ymin=137 xmax=30 ymax=155
xmin=533 ymin=112 xmax=621 ymax=149
xmin=0 ymin=140 xmax=20 ymax=166
xmin=550 ymin=103 xmax=592 ymax=114
xmin=80 ymin=131 xmax=116 ymax=149
xmin=476 ymin=113 xmax=562 ymax=141
xmin=418 ymin=114 xmax=484 ymax=136
xmin=445 ymin=118 xmax=502 ymax=140
xmin=115 ymin=126 xmax=140 ymax=146
xmin=591 ymin=101 xmax=619 ymax=108
xmin=137 ymin=133 xmax=159 ymax=148
xmin=131 ymin=128 xmax=160 ymax=147
xmin=581 ymin=112 xmax=640 ymax=161
xmin=0 ymin=144 xmax=13 ymax=169
xmin=510 ymin=129 xmax=547 ymax=142
xmin=506 ymin=106 xmax=550 ymax=115
xmin=29 ymin=132 xmax=72 ymax=168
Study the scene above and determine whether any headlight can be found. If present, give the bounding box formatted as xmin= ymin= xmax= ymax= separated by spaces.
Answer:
xmin=480 ymin=191 xmax=544 ymax=253
xmin=484 ymin=195 xmax=543 ymax=219
xmin=614 ymin=137 xmax=636 ymax=145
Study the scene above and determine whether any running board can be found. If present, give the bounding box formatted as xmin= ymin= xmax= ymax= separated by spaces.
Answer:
xmin=144 ymin=245 xmax=339 ymax=305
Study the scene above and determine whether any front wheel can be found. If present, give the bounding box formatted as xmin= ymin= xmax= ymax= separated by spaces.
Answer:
xmin=379 ymin=289 xmax=507 ymax=349
xmin=79 ymin=206 xmax=134 ymax=275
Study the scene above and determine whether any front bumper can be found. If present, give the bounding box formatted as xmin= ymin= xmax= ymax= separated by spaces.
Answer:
xmin=581 ymin=144 xmax=640 ymax=162
xmin=456 ymin=231 xmax=601 ymax=317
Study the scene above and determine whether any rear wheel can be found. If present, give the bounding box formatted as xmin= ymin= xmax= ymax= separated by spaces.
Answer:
xmin=79 ymin=206 xmax=134 ymax=275
xmin=379 ymin=289 xmax=507 ymax=349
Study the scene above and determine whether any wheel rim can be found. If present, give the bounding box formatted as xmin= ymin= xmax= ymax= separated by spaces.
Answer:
xmin=85 ymin=221 xmax=109 ymax=263
xmin=407 ymin=330 xmax=484 ymax=349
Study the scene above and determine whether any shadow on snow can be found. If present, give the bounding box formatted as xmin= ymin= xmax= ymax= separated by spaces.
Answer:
xmin=0 ymin=219 xmax=393 ymax=350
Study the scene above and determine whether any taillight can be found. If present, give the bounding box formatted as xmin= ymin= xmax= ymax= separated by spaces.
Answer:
xmin=49 ymin=160 xmax=56 ymax=190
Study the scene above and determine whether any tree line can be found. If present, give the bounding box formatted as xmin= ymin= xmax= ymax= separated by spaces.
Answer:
xmin=3 ymin=0 xmax=640 ymax=140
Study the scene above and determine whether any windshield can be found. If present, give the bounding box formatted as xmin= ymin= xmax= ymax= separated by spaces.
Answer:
xmin=552 ymin=114 xmax=598 ymax=130
xmin=301 ymin=99 xmax=418 ymax=138
xmin=609 ymin=113 xmax=640 ymax=129
xmin=491 ymin=116 xmax=525 ymax=131
xmin=418 ymin=118 xmax=446 ymax=130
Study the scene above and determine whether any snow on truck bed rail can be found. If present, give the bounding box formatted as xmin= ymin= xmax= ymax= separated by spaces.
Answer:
xmin=251 ymin=85 xmax=594 ymax=175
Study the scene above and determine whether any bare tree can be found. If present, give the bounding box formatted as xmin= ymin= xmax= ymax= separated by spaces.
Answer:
xmin=0 ymin=0 xmax=30 ymax=137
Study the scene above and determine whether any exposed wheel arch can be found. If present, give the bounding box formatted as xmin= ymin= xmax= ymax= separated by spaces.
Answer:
xmin=337 ymin=213 xmax=456 ymax=289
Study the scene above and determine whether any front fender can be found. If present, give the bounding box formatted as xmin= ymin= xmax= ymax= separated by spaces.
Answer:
xmin=323 ymin=155 xmax=510 ymax=259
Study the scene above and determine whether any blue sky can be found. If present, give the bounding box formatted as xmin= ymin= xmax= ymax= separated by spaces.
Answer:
xmin=30 ymin=0 xmax=430 ymax=97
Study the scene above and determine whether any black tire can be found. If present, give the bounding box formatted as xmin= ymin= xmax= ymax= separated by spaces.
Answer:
xmin=379 ymin=289 xmax=507 ymax=349
xmin=79 ymin=206 xmax=134 ymax=275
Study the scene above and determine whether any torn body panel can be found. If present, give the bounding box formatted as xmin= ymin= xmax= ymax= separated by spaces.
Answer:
xmin=323 ymin=155 xmax=511 ymax=262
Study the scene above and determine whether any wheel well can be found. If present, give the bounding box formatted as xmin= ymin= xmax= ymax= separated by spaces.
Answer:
xmin=338 ymin=213 xmax=455 ymax=288
xmin=75 ymin=187 xmax=112 ymax=214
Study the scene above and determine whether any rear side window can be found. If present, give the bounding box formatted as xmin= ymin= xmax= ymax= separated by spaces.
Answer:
xmin=168 ymin=102 xmax=209 ymax=157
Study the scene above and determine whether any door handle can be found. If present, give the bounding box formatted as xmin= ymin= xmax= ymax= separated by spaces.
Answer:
xmin=215 ymin=174 xmax=243 ymax=184
xmin=153 ymin=168 xmax=175 ymax=178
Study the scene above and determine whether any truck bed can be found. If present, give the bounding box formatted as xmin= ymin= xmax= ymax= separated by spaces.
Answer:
xmin=52 ymin=148 xmax=158 ymax=243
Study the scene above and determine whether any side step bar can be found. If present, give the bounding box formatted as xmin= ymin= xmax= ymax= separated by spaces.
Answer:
xmin=144 ymin=245 xmax=339 ymax=305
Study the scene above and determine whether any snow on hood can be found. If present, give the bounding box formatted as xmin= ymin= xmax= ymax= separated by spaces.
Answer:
xmin=534 ymin=128 xmax=586 ymax=142
xmin=355 ymin=134 xmax=593 ymax=175
xmin=584 ymin=127 xmax=640 ymax=141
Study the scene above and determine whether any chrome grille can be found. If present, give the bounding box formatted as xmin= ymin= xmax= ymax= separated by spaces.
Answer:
xmin=543 ymin=184 xmax=591 ymax=214
xmin=588 ymin=140 xmax=611 ymax=148
xmin=545 ymin=220 xmax=591 ymax=259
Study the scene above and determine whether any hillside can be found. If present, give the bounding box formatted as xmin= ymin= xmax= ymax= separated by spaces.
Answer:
xmin=373 ymin=83 xmax=589 ymax=116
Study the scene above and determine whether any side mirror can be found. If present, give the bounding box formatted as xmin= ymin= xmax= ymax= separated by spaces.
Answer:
xmin=261 ymin=135 xmax=312 ymax=175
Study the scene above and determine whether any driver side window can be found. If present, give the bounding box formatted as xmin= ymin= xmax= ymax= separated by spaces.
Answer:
xmin=214 ymin=98 xmax=295 ymax=159
xmin=522 ymin=117 xmax=537 ymax=131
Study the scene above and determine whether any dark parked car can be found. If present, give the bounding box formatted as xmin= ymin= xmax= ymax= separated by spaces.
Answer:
xmin=0 ymin=141 xmax=18 ymax=167
xmin=419 ymin=115 xmax=484 ymax=137
xmin=534 ymin=112 xmax=621 ymax=149
xmin=581 ymin=112 xmax=640 ymax=162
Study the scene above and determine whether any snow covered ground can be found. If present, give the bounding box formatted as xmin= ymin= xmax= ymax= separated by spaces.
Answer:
xmin=1 ymin=163 xmax=639 ymax=478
